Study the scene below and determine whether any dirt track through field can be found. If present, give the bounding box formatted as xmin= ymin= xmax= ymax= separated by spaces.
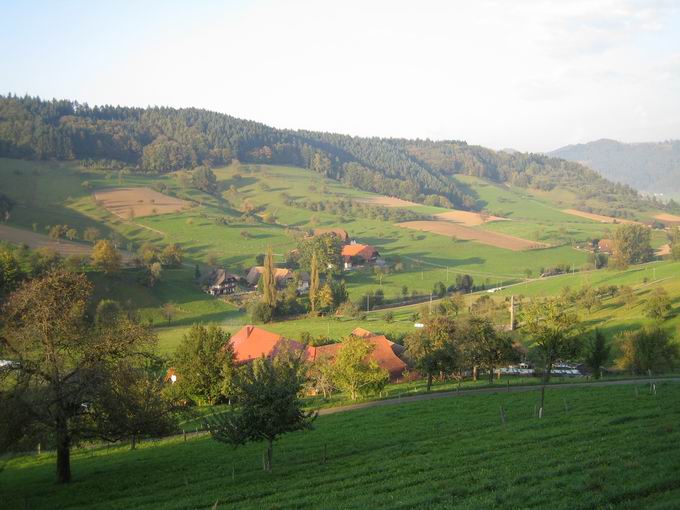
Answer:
xmin=398 ymin=220 xmax=548 ymax=251
xmin=94 ymin=187 xmax=190 ymax=218
xmin=0 ymin=224 xmax=132 ymax=260
xmin=562 ymin=209 xmax=639 ymax=224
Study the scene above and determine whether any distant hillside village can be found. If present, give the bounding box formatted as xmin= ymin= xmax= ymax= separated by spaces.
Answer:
xmin=203 ymin=228 xmax=379 ymax=296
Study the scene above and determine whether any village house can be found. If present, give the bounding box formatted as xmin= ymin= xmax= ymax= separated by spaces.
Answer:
xmin=341 ymin=242 xmax=380 ymax=270
xmin=315 ymin=328 xmax=409 ymax=383
xmin=229 ymin=325 xmax=315 ymax=363
xmin=245 ymin=266 xmax=310 ymax=292
xmin=228 ymin=325 xmax=410 ymax=383
xmin=205 ymin=268 xmax=241 ymax=295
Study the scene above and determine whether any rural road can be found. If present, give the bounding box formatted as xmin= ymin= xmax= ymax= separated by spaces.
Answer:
xmin=317 ymin=377 xmax=680 ymax=416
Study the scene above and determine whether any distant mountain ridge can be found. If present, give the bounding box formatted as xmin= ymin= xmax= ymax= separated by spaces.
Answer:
xmin=549 ymin=139 xmax=680 ymax=197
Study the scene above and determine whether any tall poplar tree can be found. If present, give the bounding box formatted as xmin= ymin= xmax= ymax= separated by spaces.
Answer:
xmin=262 ymin=246 xmax=277 ymax=306
xmin=309 ymin=252 xmax=320 ymax=312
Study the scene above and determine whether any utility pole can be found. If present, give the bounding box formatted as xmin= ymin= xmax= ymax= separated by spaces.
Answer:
xmin=429 ymin=292 xmax=433 ymax=314
xmin=366 ymin=294 xmax=370 ymax=313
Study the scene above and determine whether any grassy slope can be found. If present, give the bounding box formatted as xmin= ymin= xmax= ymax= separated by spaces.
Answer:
xmin=3 ymin=383 xmax=680 ymax=509
xmin=1 ymin=158 xmax=676 ymax=357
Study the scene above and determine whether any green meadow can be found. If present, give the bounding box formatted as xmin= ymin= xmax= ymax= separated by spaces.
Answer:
xmin=3 ymin=383 xmax=680 ymax=509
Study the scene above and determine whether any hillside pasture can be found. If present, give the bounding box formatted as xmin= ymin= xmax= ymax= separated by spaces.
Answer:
xmin=3 ymin=383 xmax=680 ymax=509
xmin=93 ymin=187 xmax=191 ymax=218
xmin=398 ymin=220 xmax=549 ymax=251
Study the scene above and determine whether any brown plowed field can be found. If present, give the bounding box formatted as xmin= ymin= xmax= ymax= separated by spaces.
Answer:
xmin=398 ymin=221 xmax=548 ymax=251
xmin=356 ymin=196 xmax=419 ymax=208
xmin=433 ymin=210 xmax=508 ymax=226
xmin=94 ymin=187 xmax=190 ymax=218
xmin=562 ymin=209 xmax=639 ymax=224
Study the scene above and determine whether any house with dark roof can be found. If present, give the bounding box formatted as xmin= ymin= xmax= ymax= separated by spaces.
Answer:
xmin=205 ymin=269 xmax=241 ymax=295
xmin=245 ymin=266 xmax=309 ymax=293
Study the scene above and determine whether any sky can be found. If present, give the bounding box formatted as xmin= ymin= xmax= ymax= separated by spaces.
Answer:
xmin=2 ymin=0 xmax=680 ymax=152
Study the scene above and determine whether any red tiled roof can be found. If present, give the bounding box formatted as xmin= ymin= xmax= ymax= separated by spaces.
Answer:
xmin=316 ymin=334 xmax=407 ymax=382
xmin=230 ymin=325 xmax=314 ymax=363
xmin=341 ymin=244 xmax=377 ymax=260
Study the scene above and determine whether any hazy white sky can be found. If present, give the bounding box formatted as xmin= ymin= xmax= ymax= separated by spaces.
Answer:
xmin=2 ymin=0 xmax=680 ymax=151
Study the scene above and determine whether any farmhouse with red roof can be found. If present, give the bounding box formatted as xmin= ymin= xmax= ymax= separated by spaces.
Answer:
xmin=229 ymin=325 xmax=315 ymax=363
xmin=315 ymin=329 xmax=409 ymax=382
xmin=341 ymin=242 xmax=379 ymax=269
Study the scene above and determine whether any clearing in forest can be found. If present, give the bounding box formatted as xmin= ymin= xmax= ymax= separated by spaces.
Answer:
xmin=94 ymin=187 xmax=191 ymax=219
xmin=433 ymin=210 xmax=508 ymax=227
xmin=397 ymin=220 xmax=548 ymax=251
xmin=562 ymin=209 xmax=639 ymax=224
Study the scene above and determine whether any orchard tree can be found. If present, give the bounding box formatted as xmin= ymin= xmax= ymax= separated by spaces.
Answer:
xmin=461 ymin=316 xmax=516 ymax=383
xmin=332 ymin=337 xmax=389 ymax=400
xmin=611 ymin=224 xmax=653 ymax=268
xmin=644 ymin=287 xmax=672 ymax=321
xmin=582 ymin=329 xmax=610 ymax=379
xmin=0 ymin=272 xmax=170 ymax=483
xmin=191 ymin=165 xmax=218 ymax=194
xmin=83 ymin=227 xmax=100 ymax=243
xmin=207 ymin=347 xmax=315 ymax=471
xmin=173 ymin=325 xmax=235 ymax=405
xmin=522 ymin=297 xmax=580 ymax=411
xmin=91 ymin=239 xmax=122 ymax=274
xmin=616 ymin=327 xmax=678 ymax=375
xmin=404 ymin=316 xmax=461 ymax=391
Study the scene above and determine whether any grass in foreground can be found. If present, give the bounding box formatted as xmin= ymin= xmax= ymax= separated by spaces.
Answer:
xmin=3 ymin=383 xmax=680 ymax=509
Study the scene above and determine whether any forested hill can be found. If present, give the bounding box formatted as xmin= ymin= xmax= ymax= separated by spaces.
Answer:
xmin=0 ymin=95 xmax=664 ymax=214
xmin=550 ymin=139 xmax=680 ymax=197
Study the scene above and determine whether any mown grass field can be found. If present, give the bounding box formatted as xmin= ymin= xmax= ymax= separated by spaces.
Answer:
xmin=3 ymin=383 xmax=680 ymax=509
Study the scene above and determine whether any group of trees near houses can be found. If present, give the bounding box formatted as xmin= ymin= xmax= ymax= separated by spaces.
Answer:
xmin=2 ymin=94 xmax=673 ymax=216
xmin=250 ymin=241 xmax=350 ymax=323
